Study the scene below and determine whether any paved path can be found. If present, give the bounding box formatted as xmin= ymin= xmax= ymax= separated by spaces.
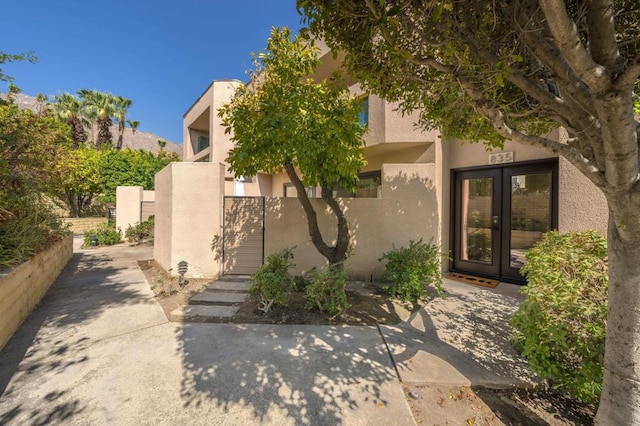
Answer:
xmin=0 ymin=238 xmax=536 ymax=425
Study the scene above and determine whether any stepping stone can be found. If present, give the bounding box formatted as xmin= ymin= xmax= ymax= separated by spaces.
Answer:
xmin=191 ymin=292 xmax=246 ymax=304
xmin=170 ymin=305 xmax=239 ymax=321
xmin=206 ymin=281 xmax=251 ymax=292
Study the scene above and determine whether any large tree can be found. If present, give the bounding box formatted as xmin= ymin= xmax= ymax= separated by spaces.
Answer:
xmin=97 ymin=148 xmax=179 ymax=203
xmin=113 ymin=95 xmax=132 ymax=150
xmin=298 ymin=0 xmax=640 ymax=423
xmin=219 ymin=27 xmax=366 ymax=267
xmin=53 ymin=93 xmax=87 ymax=149
xmin=79 ymin=89 xmax=115 ymax=149
xmin=51 ymin=146 xmax=102 ymax=217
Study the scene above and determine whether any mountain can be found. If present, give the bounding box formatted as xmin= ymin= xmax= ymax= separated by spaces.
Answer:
xmin=1 ymin=93 xmax=182 ymax=157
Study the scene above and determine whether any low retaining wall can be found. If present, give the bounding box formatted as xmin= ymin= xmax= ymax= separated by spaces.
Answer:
xmin=65 ymin=217 xmax=108 ymax=234
xmin=0 ymin=234 xmax=73 ymax=350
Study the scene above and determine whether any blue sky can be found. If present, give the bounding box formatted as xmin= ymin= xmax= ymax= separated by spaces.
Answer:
xmin=1 ymin=1 xmax=304 ymax=143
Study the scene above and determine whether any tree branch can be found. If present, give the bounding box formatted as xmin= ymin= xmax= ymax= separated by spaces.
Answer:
xmin=613 ymin=52 xmax=640 ymax=91
xmin=586 ymin=0 xmax=624 ymax=73
xmin=506 ymin=1 xmax=594 ymax=113
xmin=451 ymin=73 xmax=607 ymax=188
xmin=539 ymin=0 xmax=612 ymax=94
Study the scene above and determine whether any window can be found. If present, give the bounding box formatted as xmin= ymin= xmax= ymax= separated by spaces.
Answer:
xmin=284 ymin=183 xmax=316 ymax=198
xmin=333 ymin=170 xmax=381 ymax=198
xmin=358 ymin=96 xmax=369 ymax=127
xmin=196 ymin=136 xmax=209 ymax=153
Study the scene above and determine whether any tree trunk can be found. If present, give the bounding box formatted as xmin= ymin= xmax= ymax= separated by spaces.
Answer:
xmin=116 ymin=125 xmax=124 ymax=150
xmin=96 ymin=118 xmax=112 ymax=149
xmin=69 ymin=118 xmax=85 ymax=149
xmin=283 ymin=161 xmax=350 ymax=267
xmin=66 ymin=191 xmax=80 ymax=218
xmin=596 ymin=211 xmax=640 ymax=424
xmin=320 ymin=186 xmax=350 ymax=267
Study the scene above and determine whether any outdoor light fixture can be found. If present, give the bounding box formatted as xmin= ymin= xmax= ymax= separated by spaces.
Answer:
xmin=178 ymin=260 xmax=188 ymax=286
xmin=90 ymin=234 xmax=97 ymax=246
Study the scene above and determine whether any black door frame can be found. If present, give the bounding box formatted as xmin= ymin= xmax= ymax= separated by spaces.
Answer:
xmin=450 ymin=159 xmax=559 ymax=284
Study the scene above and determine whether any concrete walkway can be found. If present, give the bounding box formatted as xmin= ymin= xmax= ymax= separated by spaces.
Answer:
xmin=0 ymin=238 xmax=535 ymax=425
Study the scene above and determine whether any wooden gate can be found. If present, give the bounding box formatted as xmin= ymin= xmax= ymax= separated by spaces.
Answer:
xmin=223 ymin=196 xmax=265 ymax=275
xmin=141 ymin=201 xmax=154 ymax=222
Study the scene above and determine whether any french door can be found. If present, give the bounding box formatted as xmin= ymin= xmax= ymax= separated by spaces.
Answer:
xmin=452 ymin=160 xmax=558 ymax=283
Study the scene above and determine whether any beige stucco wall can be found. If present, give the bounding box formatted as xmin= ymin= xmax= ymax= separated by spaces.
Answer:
xmin=154 ymin=162 xmax=225 ymax=278
xmin=558 ymin=156 xmax=608 ymax=234
xmin=223 ymin=173 xmax=274 ymax=197
xmin=441 ymin=135 xmax=608 ymax=237
xmin=360 ymin=94 xmax=439 ymax=148
xmin=116 ymin=186 xmax=144 ymax=237
xmin=143 ymin=190 xmax=155 ymax=202
xmin=154 ymin=167 xmax=173 ymax=274
xmin=445 ymin=137 xmax=553 ymax=170
xmin=183 ymin=80 xmax=242 ymax=171
xmin=264 ymin=163 xmax=440 ymax=279
xmin=0 ymin=234 xmax=73 ymax=350
xmin=364 ymin=143 xmax=435 ymax=171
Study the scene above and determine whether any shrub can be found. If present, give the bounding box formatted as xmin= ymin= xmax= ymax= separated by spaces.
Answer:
xmin=0 ymin=193 xmax=68 ymax=269
xmin=83 ymin=223 xmax=122 ymax=247
xmin=125 ymin=215 xmax=154 ymax=244
xmin=511 ymin=230 xmax=608 ymax=404
xmin=379 ymin=239 xmax=445 ymax=301
xmin=304 ymin=265 xmax=350 ymax=317
xmin=250 ymin=247 xmax=295 ymax=313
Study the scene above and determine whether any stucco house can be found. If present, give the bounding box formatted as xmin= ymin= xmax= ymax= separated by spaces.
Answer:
xmin=153 ymin=39 xmax=607 ymax=283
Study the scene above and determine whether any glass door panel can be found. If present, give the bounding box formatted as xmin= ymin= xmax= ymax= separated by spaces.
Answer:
xmin=508 ymin=172 xmax=551 ymax=268
xmin=461 ymin=178 xmax=493 ymax=263
xmin=453 ymin=169 xmax=500 ymax=276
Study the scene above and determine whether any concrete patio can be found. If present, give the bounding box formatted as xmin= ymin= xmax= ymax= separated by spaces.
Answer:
xmin=0 ymin=237 xmax=536 ymax=425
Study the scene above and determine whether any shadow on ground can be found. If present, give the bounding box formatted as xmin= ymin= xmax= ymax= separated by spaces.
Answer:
xmin=0 ymin=247 xmax=154 ymax=425
xmin=380 ymin=283 xmax=536 ymax=387
xmin=176 ymin=323 xmax=413 ymax=425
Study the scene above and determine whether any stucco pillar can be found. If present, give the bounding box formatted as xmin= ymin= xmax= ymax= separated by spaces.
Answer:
xmin=154 ymin=162 xmax=225 ymax=278
xmin=116 ymin=186 xmax=143 ymax=237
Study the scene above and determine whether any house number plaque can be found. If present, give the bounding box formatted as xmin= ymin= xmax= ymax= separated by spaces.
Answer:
xmin=489 ymin=151 xmax=514 ymax=164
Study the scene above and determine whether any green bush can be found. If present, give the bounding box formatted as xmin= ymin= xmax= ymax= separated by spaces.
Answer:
xmin=83 ymin=223 xmax=122 ymax=247
xmin=511 ymin=230 xmax=608 ymax=404
xmin=304 ymin=265 xmax=350 ymax=317
xmin=379 ymin=239 xmax=445 ymax=301
xmin=125 ymin=215 xmax=154 ymax=244
xmin=250 ymin=247 xmax=295 ymax=313
xmin=0 ymin=193 xmax=69 ymax=269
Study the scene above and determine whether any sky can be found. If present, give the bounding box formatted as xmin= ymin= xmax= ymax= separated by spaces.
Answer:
xmin=0 ymin=1 xmax=305 ymax=143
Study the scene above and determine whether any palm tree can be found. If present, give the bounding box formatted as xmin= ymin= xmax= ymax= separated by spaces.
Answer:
xmin=113 ymin=95 xmax=132 ymax=150
xmin=79 ymin=89 xmax=115 ymax=149
xmin=126 ymin=119 xmax=140 ymax=149
xmin=157 ymin=139 xmax=167 ymax=152
xmin=52 ymin=93 xmax=87 ymax=149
